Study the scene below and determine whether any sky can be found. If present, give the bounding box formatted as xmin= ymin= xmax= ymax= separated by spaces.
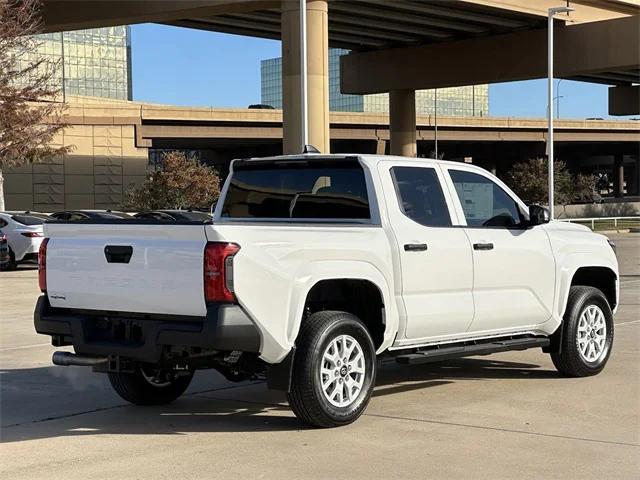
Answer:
xmin=130 ymin=24 xmax=634 ymax=120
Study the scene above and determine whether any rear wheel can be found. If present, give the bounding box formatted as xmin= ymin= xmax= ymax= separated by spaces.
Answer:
xmin=287 ymin=310 xmax=377 ymax=428
xmin=108 ymin=366 xmax=194 ymax=405
xmin=551 ymin=286 xmax=614 ymax=377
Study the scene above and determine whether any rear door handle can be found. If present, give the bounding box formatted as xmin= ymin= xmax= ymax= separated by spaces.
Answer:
xmin=473 ymin=242 xmax=494 ymax=251
xmin=404 ymin=243 xmax=428 ymax=252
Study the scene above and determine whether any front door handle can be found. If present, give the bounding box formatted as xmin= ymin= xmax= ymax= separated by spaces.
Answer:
xmin=404 ymin=243 xmax=428 ymax=252
xmin=473 ymin=242 xmax=494 ymax=251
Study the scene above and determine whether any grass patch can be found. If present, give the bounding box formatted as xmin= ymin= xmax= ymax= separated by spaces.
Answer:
xmin=567 ymin=218 xmax=640 ymax=231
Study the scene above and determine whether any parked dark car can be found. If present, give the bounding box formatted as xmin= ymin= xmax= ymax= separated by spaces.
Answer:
xmin=133 ymin=210 xmax=213 ymax=223
xmin=50 ymin=210 xmax=132 ymax=221
xmin=248 ymin=104 xmax=275 ymax=109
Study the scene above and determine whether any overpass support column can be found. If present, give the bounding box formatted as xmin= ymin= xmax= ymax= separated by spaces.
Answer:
xmin=389 ymin=89 xmax=416 ymax=157
xmin=614 ymin=153 xmax=625 ymax=198
xmin=281 ymin=0 xmax=330 ymax=154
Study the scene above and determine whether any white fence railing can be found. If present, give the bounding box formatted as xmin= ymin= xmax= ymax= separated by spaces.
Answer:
xmin=557 ymin=216 xmax=640 ymax=230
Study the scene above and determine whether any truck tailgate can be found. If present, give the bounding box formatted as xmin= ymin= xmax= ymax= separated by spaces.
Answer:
xmin=44 ymin=223 xmax=208 ymax=316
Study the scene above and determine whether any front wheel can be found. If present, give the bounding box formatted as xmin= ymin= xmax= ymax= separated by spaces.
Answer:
xmin=0 ymin=248 xmax=16 ymax=271
xmin=287 ymin=310 xmax=377 ymax=428
xmin=551 ymin=286 xmax=614 ymax=377
xmin=108 ymin=366 xmax=194 ymax=405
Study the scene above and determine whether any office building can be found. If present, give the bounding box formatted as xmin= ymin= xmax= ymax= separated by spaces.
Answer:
xmin=32 ymin=26 xmax=132 ymax=100
xmin=261 ymin=48 xmax=488 ymax=116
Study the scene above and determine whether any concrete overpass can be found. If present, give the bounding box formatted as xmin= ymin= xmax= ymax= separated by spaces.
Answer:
xmin=37 ymin=0 xmax=640 ymax=156
xmin=3 ymin=98 xmax=639 ymax=212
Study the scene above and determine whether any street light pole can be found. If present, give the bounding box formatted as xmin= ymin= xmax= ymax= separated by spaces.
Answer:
xmin=434 ymin=88 xmax=438 ymax=159
xmin=60 ymin=31 xmax=66 ymax=103
xmin=547 ymin=6 xmax=573 ymax=220
xmin=299 ymin=0 xmax=308 ymax=150
xmin=556 ymin=79 xmax=564 ymax=119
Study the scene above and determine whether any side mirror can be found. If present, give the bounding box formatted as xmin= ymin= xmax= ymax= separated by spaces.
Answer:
xmin=528 ymin=204 xmax=550 ymax=226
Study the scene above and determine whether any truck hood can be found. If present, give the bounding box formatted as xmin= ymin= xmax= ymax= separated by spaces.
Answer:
xmin=544 ymin=220 xmax=592 ymax=233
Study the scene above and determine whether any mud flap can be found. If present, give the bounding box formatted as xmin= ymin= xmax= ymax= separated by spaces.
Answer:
xmin=542 ymin=322 xmax=564 ymax=354
xmin=266 ymin=347 xmax=295 ymax=392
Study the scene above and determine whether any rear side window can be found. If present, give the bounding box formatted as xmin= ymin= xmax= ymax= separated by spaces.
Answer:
xmin=222 ymin=159 xmax=370 ymax=220
xmin=11 ymin=215 xmax=44 ymax=225
xmin=391 ymin=167 xmax=451 ymax=227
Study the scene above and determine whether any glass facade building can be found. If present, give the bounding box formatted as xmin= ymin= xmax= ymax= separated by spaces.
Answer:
xmin=261 ymin=48 xmax=488 ymax=116
xmin=32 ymin=26 xmax=132 ymax=100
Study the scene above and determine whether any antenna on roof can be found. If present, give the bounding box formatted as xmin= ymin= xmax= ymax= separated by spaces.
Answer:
xmin=302 ymin=144 xmax=320 ymax=154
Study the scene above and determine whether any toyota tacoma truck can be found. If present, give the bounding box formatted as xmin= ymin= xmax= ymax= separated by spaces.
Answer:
xmin=34 ymin=154 xmax=618 ymax=427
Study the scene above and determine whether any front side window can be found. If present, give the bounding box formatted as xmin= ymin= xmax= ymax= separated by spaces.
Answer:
xmin=222 ymin=159 xmax=370 ymax=220
xmin=449 ymin=170 xmax=524 ymax=228
xmin=391 ymin=167 xmax=451 ymax=227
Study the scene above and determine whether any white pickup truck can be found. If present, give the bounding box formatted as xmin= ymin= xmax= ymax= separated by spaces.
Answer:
xmin=35 ymin=154 xmax=618 ymax=427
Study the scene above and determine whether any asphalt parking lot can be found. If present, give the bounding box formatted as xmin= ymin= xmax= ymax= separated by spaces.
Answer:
xmin=1 ymin=233 xmax=638 ymax=479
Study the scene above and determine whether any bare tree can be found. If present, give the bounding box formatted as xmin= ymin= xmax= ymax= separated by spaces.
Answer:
xmin=505 ymin=157 xmax=599 ymax=216
xmin=122 ymin=151 xmax=221 ymax=211
xmin=0 ymin=0 xmax=70 ymax=211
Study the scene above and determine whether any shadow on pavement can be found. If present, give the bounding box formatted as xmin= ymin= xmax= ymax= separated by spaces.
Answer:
xmin=0 ymin=356 xmax=558 ymax=443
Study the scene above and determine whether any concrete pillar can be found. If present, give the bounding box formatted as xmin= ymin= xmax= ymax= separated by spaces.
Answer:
xmin=281 ymin=0 xmax=329 ymax=154
xmin=613 ymin=153 xmax=624 ymax=198
xmin=609 ymin=85 xmax=640 ymax=116
xmin=389 ymin=89 xmax=416 ymax=157
xmin=635 ymin=156 xmax=640 ymax=196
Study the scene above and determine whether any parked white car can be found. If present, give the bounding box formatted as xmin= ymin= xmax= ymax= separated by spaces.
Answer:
xmin=35 ymin=154 xmax=618 ymax=427
xmin=0 ymin=212 xmax=47 ymax=270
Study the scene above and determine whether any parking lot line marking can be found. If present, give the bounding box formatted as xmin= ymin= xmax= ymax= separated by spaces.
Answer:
xmin=363 ymin=412 xmax=640 ymax=448
xmin=0 ymin=343 xmax=51 ymax=352
xmin=615 ymin=320 xmax=640 ymax=327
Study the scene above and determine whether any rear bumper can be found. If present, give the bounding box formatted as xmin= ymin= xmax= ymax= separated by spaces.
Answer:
xmin=34 ymin=295 xmax=261 ymax=363
xmin=12 ymin=238 xmax=41 ymax=262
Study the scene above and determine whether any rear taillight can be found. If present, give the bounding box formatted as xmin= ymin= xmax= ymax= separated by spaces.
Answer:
xmin=38 ymin=238 xmax=49 ymax=292
xmin=21 ymin=232 xmax=43 ymax=237
xmin=204 ymin=242 xmax=240 ymax=303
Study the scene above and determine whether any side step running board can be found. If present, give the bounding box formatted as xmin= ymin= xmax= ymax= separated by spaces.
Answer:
xmin=395 ymin=337 xmax=550 ymax=365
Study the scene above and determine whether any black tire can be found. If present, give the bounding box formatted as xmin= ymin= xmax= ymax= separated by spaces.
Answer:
xmin=108 ymin=367 xmax=194 ymax=406
xmin=1 ymin=249 xmax=17 ymax=271
xmin=551 ymin=286 xmax=614 ymax=377
xmin=287 ymin=310 xmax=377 ymax=428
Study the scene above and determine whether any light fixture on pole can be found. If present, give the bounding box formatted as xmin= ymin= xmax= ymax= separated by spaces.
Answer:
xmin=547 ymin=5 xmax=573 ymax=219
